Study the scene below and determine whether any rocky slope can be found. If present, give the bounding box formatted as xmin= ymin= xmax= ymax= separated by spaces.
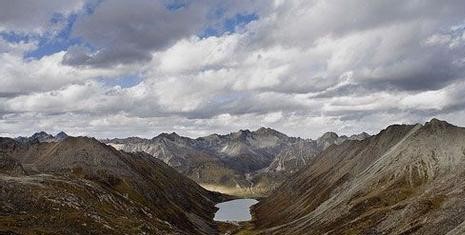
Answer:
xmin=0 ymin=136 xmax=226 ymax=234
xmin=103 ymin=128 xmax=368 ymax=196
xmin=266 ymin=131 xmax=370 ymax=174
xmin=250 ymin=119 xmax=465 ymax=235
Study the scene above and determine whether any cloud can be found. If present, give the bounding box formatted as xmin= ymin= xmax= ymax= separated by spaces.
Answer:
xmin=2 ymin=0 xmax=465 ymax=139
xmin=64 ymin=0 xmax=229 ymax=67
xmin=0 ymin=0 xmax=84 ymax=34
xmin=0 ymin=38 xmax=37 ymax=56
xmin=0 ymin=50 xmax=137 ymax=96
xmin=62 ymin=0 xmax=268 ymax=67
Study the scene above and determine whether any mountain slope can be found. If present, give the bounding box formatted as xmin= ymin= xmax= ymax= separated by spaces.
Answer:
xmin=104 ymin=133 xmax=247 ymax=191
xmin=0 ymin=136 xmax=225 ymax=235
xmin=266 ymin=132 xmax=369 ymax=174
xmin=250 ymin=119 xmax=465 ymax=235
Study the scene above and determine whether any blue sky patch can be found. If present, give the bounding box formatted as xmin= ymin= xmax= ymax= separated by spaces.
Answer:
xmin=200 ymin=12 xmax=258 ymax=38
xmin=98 ymin=74 xmax=145 ymax=88
xmin=224 ymin=13 xmax=258 ymax=32
xmin=4 ymin=1 xmax=102 ymax=59
xmin=0 ymin=31 xmax=32 ymax=43
xmin=25 ymin=14 xmax=81 ymax=59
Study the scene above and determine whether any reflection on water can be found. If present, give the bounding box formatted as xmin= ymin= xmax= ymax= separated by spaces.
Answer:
xmin=214 ymin=198 xmax=259 ymax=222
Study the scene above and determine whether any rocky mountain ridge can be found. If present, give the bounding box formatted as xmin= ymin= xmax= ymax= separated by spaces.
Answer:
xmin=15 ymin=131 xmax=69 ymax=143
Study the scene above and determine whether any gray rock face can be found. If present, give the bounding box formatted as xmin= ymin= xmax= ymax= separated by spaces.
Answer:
xmin=266 ymin=140 xmax=319 ymax=174
xmin=267 ymin=131 xmax=370 ymax=173
xmin=252 ymin=119 xmax=465 ymax=235
xmin=102 ymin=128 xmax=369 ymax=196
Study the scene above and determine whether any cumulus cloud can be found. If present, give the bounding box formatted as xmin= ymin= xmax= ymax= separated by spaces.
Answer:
xmin=63 ymin=0 xmax=264 ymax=67
xmin=0 ymin=50 xmax=138 ymax=96
xmin=1 ymin=0 xmax=465 ymax=138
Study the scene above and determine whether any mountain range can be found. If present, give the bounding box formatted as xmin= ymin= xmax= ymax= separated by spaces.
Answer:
xmin=3 ymin=119 xmax=465 ymax=234
xmin=101 ymin=128 xmax=369 ymax=196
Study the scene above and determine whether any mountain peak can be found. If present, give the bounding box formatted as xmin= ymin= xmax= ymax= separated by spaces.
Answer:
xmin=55 ymin=131 xmax=69 ymax=140
xmin=28 ymin=131 xmax=55 ymax=143
xmin=256 ymin=127 xmax=271 ymax=132
xmin=319 ymin=132 xmax=339 ymax=140
xmin=255 ymin=127 xmax=282 ymax=134
xmin=231 ymin=129 xmax=252 ymax=140
xmin=349 ymin=132 xmax=371 ymax=140
xmin=31 ymin=131 xmax=52 ymax=138
xmin=156 ymin=132 xmax=182 ymax=141
xmin=426 ymin=118 xmax=451 ymax=126
xmin=423 ymin=118 xmax=454 ymax=131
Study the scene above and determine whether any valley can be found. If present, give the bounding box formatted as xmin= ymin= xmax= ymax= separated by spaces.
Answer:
xmin=2 ymin=1 xmax=464 ymax=234
xmin=2 ymin=119 xmax=465 ymax=234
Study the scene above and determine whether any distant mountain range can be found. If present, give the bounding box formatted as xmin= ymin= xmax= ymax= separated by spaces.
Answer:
xmin=249 ymin=119 xmax=465 ymax=235
xmin=101 ymin=128 xmax=370 ymax=196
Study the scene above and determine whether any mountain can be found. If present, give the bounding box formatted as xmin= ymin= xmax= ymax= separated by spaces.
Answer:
xmin=16 ymin=131 xmax=69 ymax=143
xmin=55 ymin=131 xmax=69 ymax=140
xmin=103 ymin=128 xmax=369 ymax=196
xmin=194 ymin=128 xmax=296 ymax=172
xmin=103 ymin=132 xmax=247 ymax=195
xmin=103 ymin=128 xmax=296 ymax=196
xmin=249 ymin=119 xmax=465 ymax=235
xmin=266 ymin=131 xmax=370 ymax=174
xmin=266 ymin=140 xmax=317 ymax=173
xmin=0 ymin=136 xmax=226 ymax=234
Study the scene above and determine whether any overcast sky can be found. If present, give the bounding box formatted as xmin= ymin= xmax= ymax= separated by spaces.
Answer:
xmin=1 ymin=0 xmax=465 ymax=139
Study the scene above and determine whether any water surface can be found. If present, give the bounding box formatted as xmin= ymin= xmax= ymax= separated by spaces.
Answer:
xmin=214 ymin=198 xmax=259 ymax=222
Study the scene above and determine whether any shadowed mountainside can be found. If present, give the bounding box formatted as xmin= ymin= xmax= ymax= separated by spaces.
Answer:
xmin=0 ymin=136 xmax=228 ymax=235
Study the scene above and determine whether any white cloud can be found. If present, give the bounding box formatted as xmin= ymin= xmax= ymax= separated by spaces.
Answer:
xmin=2 ymin=0 xmax=465 ymax=138
xmin=0 ymin=38 xmax=37 ymax=56
xmin=399 ymin=90 xmax=450 ymax=110
xmin=0 ymin=50 xmax=140 ymax=96
xmin=154 ymin=35 xmax=241 ymax=74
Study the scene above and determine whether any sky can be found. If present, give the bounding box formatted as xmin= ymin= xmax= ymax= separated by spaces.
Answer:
xmin=1 ymin=0 xmax=465 ymax=139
